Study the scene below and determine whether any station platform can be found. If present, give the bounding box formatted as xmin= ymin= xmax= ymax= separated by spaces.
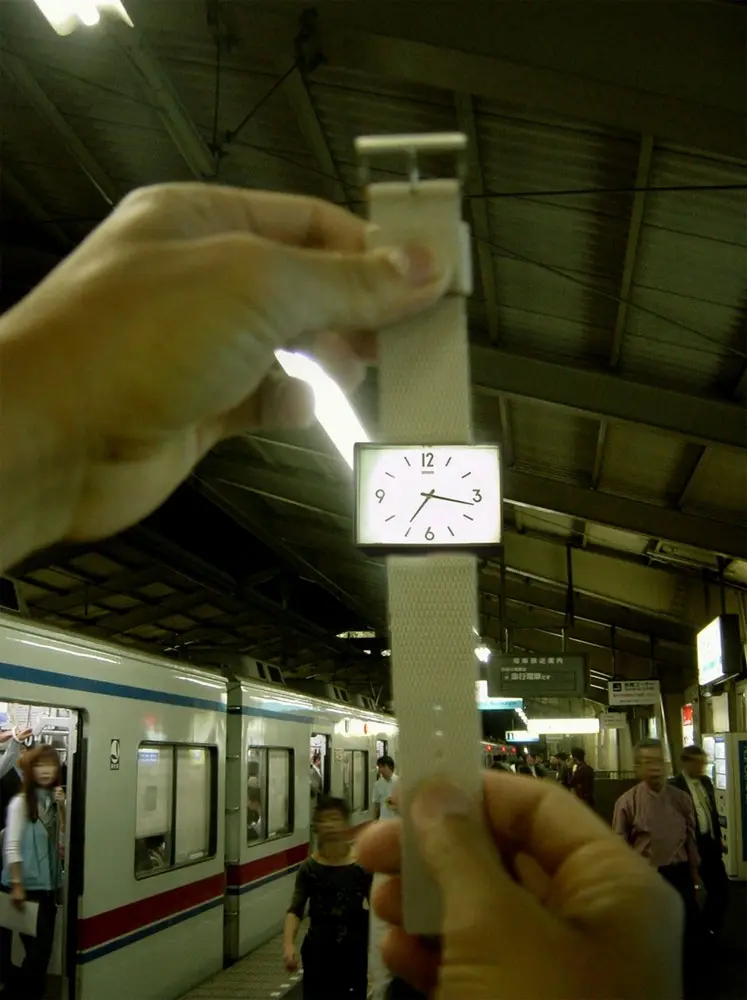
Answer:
xmin=178 ymin=927 xmax=304 ymax=1000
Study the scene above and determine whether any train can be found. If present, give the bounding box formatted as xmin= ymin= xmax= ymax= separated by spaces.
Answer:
xmin=0 ymin=613 xmax=398 ymax=1000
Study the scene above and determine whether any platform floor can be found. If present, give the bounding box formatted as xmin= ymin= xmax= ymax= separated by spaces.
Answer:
xmin=178 ymin=925 xmax=306 ymax=1000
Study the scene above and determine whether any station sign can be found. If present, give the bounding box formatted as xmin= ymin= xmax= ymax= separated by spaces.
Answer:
xmin=599 ymin=712 xmax=628 ymax=730
xmin=505 ymin=731 xmax=540 ymax=743
xmin=487 ymin=654 xmax=587 ymax=699
xmin=608 ymin=680 xmax=660 ymax=707
xmin=475 ymin=681 xmax=523 ymax=711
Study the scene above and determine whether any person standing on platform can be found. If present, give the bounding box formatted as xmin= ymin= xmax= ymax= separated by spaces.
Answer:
xmin=284 ymin=797 xmax=371 ymax=1000
xmin=370 ymin=757 xmax=399 ymax=1000
xmin=671 ymin=745 xmax=728 ymax=934
xmin=373 ymin=757 xmax=398 ymax=821
xmin=613 ymin=739 xmax=701 ymax=995
xmin=569 ymin=747 xmax=595 ymax=805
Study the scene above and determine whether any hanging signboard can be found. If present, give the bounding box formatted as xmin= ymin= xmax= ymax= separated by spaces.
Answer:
xmin=505 ymin=731 xmax=540 ymax=743
xmin=475 ymin=681 xmax=523 ymax=711
xmin=608 ymin=680 xmax=660 ymax=707
xmin=600 ymin=712 xmax=628 ymax=730
xmin=487 ymin=654 xmax=587 ymax=699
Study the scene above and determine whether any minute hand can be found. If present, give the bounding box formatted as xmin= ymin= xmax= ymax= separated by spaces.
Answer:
xmin=422 ymin=493 xmax=474 ymax=506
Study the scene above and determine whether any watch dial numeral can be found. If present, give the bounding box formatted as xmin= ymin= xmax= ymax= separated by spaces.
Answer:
xmin=425 ymin=526 xmax=435 ymax=541
xmin=375 ymin=489 xmax=385 ymax=503
xmin=472 ymin=488 xmax=482 ymax=503
xmin=421 ymin=452 xmax=434 ymax=469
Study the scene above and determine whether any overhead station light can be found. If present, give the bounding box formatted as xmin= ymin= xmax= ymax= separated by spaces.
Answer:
xmin=276 ymin=350 xmax=369 ymax=469
xmin=526 ymin=718 xmax=600 ymax=735
xmin=32 ymin=1 xmax=133 ymax=35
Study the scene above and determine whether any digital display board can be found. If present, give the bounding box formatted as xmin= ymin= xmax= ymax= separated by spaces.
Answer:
xmin=697 ymin=614 xmax=743 ymax=687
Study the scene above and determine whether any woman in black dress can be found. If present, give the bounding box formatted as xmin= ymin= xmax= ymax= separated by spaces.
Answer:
xmin=283 ymin=796 xmax=371 ymax=999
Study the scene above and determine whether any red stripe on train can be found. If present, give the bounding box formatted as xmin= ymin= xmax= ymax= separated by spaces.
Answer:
xmin=77 ymin=872 xmax=225 ymax=950
xmin=226 ymin=842 xmax=309 ymax=887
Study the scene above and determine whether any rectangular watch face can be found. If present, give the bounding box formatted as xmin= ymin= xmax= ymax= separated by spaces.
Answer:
xmin=355 ymin=444 xmax=501 ymax=547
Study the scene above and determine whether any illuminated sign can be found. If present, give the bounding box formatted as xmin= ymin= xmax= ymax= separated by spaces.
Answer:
xmin=505 ymin=731 xmax=540 ymax=743
xmin=608 ymin=680 xmax=660 ymax=706
xmin=475 ymin=682 xmax=524 ymax=711
xmin=527 ymin=718 xmax=600 ymax=735
xmin=698 ymin=617 xmax=725 ymax=686
xmin=697 ymin=615 xmax=743 ymax=688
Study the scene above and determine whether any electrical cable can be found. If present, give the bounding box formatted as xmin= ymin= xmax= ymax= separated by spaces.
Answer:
xmin=223 ymin=61 xmax=298 ymax=148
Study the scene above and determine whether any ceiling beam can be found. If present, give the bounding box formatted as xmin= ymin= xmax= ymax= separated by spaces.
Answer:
xmin=319 ymin=26 xmax=745 ymax=161
xmin=267 ymin=512 xmax=696 ymax=648
xmin=128 ymin=526 xmax=372 ymax=663
xmin=200 ymin=453 xmax=747 ymax=561
xmin=30 ymin=566 xmax=164 ymax=614
xmin=455 ymin=91 xmax=516 ymax=466
xmin=591 ymin=133 xmax=655 ymax=493
xmin=194 ymin=476 xmax=381 ymax=628
xmin=79 ymin=588 xmax=214 ymax=638
xmin=107 ymin=22 xmax=215 ymax=179
xmin=1 ymin=167 xmax=72 ymax=252
xmin=472 ymin=346 xmax=747 ymax=452
xmin=282 ymin=66 xmax=349 ymax=206
xmin=2 ymin=53 xmax=119 ymax=207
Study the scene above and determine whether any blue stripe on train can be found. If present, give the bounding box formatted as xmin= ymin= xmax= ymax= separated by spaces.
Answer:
xmin=0 ymin=660 xmax=227 ymax=712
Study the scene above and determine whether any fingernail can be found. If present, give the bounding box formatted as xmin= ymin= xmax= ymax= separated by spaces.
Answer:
xmin=411 ymin=778 xmax=472 ymax=832
xmin=383 ymin=244 xmax=440 ymax=286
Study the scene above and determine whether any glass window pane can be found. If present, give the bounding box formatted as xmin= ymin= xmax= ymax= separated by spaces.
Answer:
xmin=267 ymin=750 xmax=292 ymax=838
xmin=353 ymin=751 xmax=368 ymax=812
xmin=342 ymin=750 xmax=353 ymax=811
xmin=135 ymin=745 xmax=173 ymax=876
xmin=175 ymin=747 xmax=212 ymax=864
xmin=247 ymin=748 xmax=266 ymax=843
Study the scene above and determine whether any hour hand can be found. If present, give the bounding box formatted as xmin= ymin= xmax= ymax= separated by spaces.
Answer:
xmin=410 ymin=490 xmax=435 ymax=522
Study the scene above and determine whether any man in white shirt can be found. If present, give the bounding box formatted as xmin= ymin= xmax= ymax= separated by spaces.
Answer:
xmin=370 ymin=756 xmax=399 ymax=1000
xmin=671 ymin=744 xmax=728 ymax=933
xmin=372 ymin=755 xmax=398 ymax=821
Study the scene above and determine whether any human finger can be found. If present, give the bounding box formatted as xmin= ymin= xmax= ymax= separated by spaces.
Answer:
xmin=480 ymin=769 xmax=622 ymax=873
xmin=115 ymin=184 xmax=367 ymax=251
xmin=372 ymin=874 xmax=403 ymax=927
xmin=380 ymin=925 xmax=440 ymax=996
xmin=357 ymin=818 xmax=401 ymax=876
xmin=410 ymin=779 xmax=555 ymax=942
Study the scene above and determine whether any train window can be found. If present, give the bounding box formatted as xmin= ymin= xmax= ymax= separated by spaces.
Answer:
xmin=342 ymin=750 xmax=369 ymax=813
xmin=247 ymin=746 xmax=294 ymax=846
xmin=175 ymin=747 xmax=213 ymax=864
xmin=135 ymin=743 xmax=217 ymax=878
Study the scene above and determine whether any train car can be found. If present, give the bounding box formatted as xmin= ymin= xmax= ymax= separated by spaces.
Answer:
xmin=224 ymin=677 xmax=398 ymax=960
xmin=0 ymin=613 xmax=227 ymax=1000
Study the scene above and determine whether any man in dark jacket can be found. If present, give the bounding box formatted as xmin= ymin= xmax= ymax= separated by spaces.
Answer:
xmin=569 ymin=747 xmax=595 ymax=806
xmin=670 ymin=744 xmax=728 ymax=933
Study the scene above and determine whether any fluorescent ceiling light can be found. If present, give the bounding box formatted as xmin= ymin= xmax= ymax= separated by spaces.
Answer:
xmin=33 ymin=1 xmax=132 ymax=34
xmin=475 ymin=645 xmax=492 ymax=664
xmin=275 ymin=350 xmax=369 ymax=469
xmin=527 ymin=718 xmax=600 ymax=735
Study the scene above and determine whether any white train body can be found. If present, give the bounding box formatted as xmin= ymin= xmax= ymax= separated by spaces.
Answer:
xmin=0 ymin=614 xmax=398 ymax=1000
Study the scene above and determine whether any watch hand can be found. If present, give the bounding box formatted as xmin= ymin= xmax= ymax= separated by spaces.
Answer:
xmin=410 ymin=490 xmax=435 ymax=522
xmin=421 ymin=492 xmax=474 ymax=506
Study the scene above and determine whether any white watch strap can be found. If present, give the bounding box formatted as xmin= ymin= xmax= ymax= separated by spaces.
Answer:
xmin=360 ymin=144 xmax=483 ymax=935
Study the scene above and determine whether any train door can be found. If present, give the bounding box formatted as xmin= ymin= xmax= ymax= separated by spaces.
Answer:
xmin=0 ymin=701 xmax=82 ymax=1000
xmin=310 ymin=733 xmax=330 ymax=793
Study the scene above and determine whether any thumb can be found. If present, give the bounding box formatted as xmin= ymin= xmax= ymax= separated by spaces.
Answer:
xmin=267 ymin=241 xmax=450 ymax=338
xmin=411 ymin=780 xmax=553 ymax=945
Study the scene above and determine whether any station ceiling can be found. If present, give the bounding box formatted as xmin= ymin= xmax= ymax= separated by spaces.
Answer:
xmin=2 ymin=1 xmax=746 ymax=697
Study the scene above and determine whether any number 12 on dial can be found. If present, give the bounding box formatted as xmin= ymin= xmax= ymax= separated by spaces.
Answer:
xmin=354 ymin=443 xmax=502 ymax=549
